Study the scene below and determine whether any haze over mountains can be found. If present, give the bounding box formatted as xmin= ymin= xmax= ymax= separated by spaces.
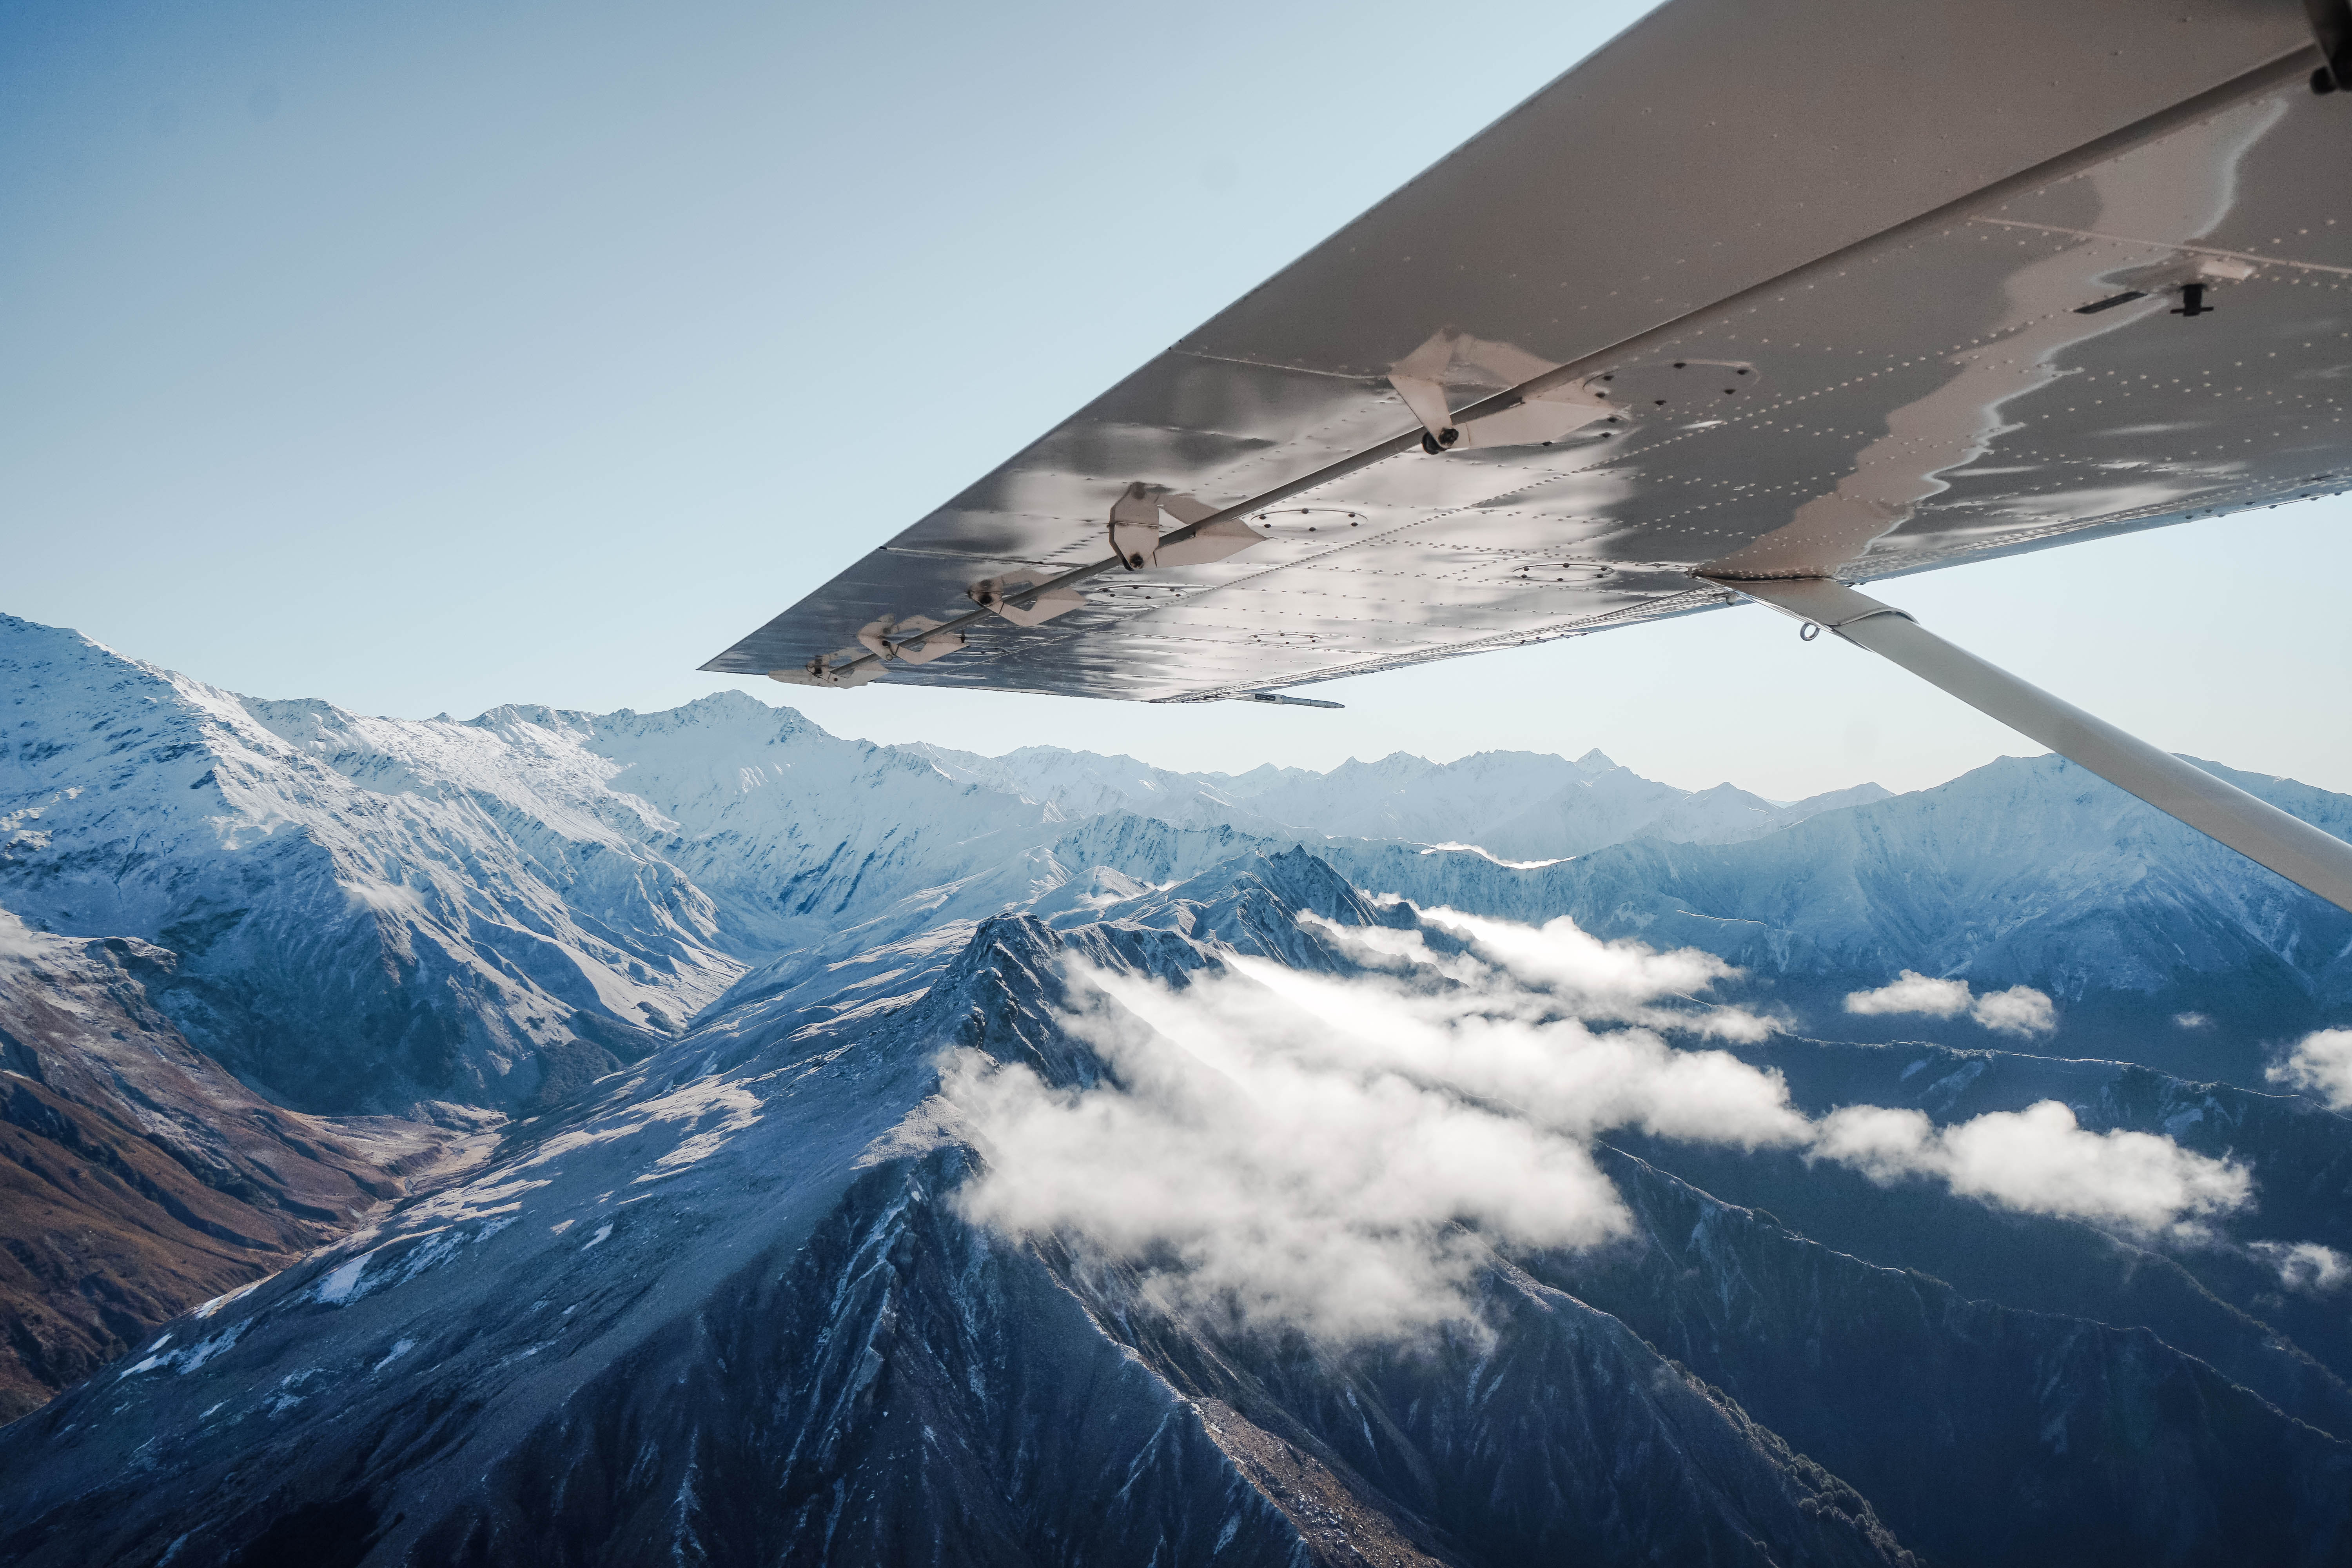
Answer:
xmin=5 ymin=610 xmax=2352 ymax=1566
xmin=907 ymin=739 xmax=1893 ymax=860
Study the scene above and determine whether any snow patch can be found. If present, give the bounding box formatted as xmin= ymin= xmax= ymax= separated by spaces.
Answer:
xmin=315 ymin=1254 xmax=372 ymax=1305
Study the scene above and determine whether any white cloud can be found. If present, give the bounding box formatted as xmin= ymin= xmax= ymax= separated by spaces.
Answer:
xmin=1968 ymin=986 xmax=2057 ymax=1038
xmin=1812 ymin=1101 xmax=2249 ymax=1233
xmin=1236 ymin=946 xmax=1806 ymax=1151
xmin=1846 ymin=971 xmax=1971 ymax=1018
xmin=1844 ymin=971 xmax=2056 ymax=1037
xmin=1408 ymin=908 xmax=1778 ymax=1042
xmin=1415 ymin=907 xmax=1742 ymax=1017
xmin=2173 ymin=1011 xmax=2212 ymax=1031
xmin=2249 ymin=1241 xmax=2352 ymax=1294
xmin=946 ymin=911 xmax=2246 ymax=1341
xmin=945 ymin=971 xmax=1630 ymax=1342
xmin=2267 ymin=1028 xmax=2352 ymax=1111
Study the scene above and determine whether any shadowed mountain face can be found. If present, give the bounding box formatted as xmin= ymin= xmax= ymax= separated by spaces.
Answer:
xmin=0 ymin=915 xmax=489 ymax=1421
xmin=11 ymin=610 xmax=2352 ymax=1566
xmin=5 ymin=889 xmax=2351 ymax=1567
xmin=0 ymin=917 xmax=1917 ymax=1568
xmin=1557 ymin=1148 xmax=2352 ymax=1568
xmin=1610 ymin=1047 xmax=2352 ymax=1440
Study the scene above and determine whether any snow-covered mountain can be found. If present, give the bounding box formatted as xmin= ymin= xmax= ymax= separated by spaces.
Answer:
xmin=909 ymin=738 xmax=1892 ymax=860
xmin=13 ymin=607 xmax=2352 ymax=1566
xmin=1316 ymin=753 xmax=2352 ymax=1085
xmin=33 ymin=601 xmax=2347 ymax=1121
xmin=2 ymin=622 xmax=734 ymax=1114
xmin=7 ymin=859 xmax=2350 ymax=1567
xmin=0 ymin=612 xmax=1903 ymax=1119
xmin=5 ymin=616 xmax=1208 ymax=1116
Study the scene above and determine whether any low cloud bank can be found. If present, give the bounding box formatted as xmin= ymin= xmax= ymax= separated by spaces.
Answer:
xmin=1845 ymin=970 xmax=2056 ymax=1037
xmin=949 ymin=913 xmax=2244 ymax=1340
xmin=1813 ymin=1102 xmax=2249 ymax=1231
xmin=2268 ymin=1028 xmax=2352 ymax=1110
xmin=947 ymin=979 xmax=1624 ymax=1342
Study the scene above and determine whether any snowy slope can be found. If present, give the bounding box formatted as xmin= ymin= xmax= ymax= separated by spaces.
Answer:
xmin=3 ymin=619 xmax=1187 ymax=1113
xmin=0 ymin=613 xmax=1901 ymax=1119
xmin=16 ymin=607 xmax=2352 ymax=1104
xmin=10 ymin=859 xmax=2352 ymax=1566
xmin=20 ymin=611 xmax=2352 ymax=1563
xmin=912 ymin=739 xmax=1893 ymax=858
xmin=1318 ymin=753 xmax=2352 ymax=1083
xmin=2 ymin=619 xmax=743 ymax=1112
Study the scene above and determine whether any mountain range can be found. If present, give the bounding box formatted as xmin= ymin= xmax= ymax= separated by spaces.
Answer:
xmin=5 ymin=609 xmax=2352 ymax=1566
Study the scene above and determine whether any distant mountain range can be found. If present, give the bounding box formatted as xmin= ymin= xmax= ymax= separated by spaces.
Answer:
xmin=0 ymin=612 xmax=1906 ymax=1122
xmin=907 ymin=738 xmax=1891 ymax=857
xmin=7 ymin=610 xmax=2352 ymax=1566
xmin=1319 ymin=751 xmax=2352 ymax=1086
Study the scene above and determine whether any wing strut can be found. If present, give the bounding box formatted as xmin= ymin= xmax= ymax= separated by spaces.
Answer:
xmin=1713 ymin=577 xmax=2352 ymax=914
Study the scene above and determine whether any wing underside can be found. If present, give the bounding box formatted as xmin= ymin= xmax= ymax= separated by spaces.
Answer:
xmin=705 ymin=0 xmax=2348 ymax=702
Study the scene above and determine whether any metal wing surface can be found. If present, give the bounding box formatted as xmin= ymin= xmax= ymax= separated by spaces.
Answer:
xmin=705 ymin=0 xmax=2348 ymax=703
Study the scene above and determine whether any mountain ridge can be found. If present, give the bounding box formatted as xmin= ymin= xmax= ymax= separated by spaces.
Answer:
xmin=12 ymin=886 xmax=2350 ymax=1565
xmin=12 ymin=609 xmax=2352 ymax=1564
xmin=0 ymin=911 xmax=1922 ymax=1568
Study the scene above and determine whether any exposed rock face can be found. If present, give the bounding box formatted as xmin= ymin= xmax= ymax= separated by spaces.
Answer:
xmin=0 ymin=914 xmax=488 ymax=1421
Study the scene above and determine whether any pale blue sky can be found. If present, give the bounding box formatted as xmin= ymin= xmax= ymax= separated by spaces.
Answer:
xmin=7 ymin=0 xmax=2348 ymax=801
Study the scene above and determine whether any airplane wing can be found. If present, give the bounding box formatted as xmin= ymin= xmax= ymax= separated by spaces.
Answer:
xmin=704 ymin=0 xmax=2347 ymax=706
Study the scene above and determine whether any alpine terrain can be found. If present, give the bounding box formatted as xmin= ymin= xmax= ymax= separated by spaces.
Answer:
xmin=5 ymin=610 xmax=2352 ymax=1567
